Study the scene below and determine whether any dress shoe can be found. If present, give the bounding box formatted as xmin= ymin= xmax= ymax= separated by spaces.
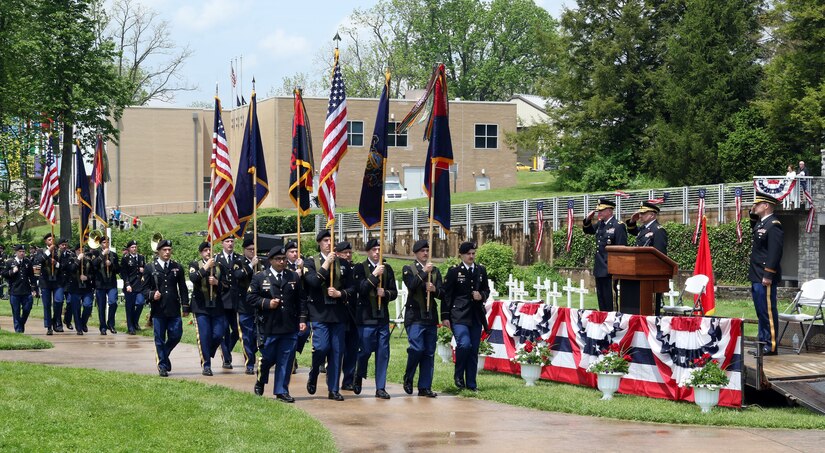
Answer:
xmin=76 ymin=331 xmax=84 ymax=336
xmin=82 ymin=326 xmax=89 ymax=333
xmin=418 ymin=388 xmax=438 ymax=398
xmin=127 ymin=330 xmax=136 ymax=335
xmin=319 ymin=364 xmax=326 ymax=374
xmin=292 ymin=359 xmax=298 ymax=374
xmin=202 ymin=367 xmax=213 ymax=376
xmin=276 ymin=393 xmax=295 ymax=403
xmin=763 ymin=349 xmax=778 ymax=356
xmin=46 ymin=328 xmax=53 ymax=336
xmin=109 ymin=328 xmax=117 ymax=334
xmin=341 ymin=384 xmax=354 ymax=391
xmin=466 ymin=387 xmax=478 ymax=392
xmin=222 ymin=362 xmax=233 ymax=370
xmin=54 ymin=326 xmax=64 ymax=333
xmin=100 ymin=329 xmax=107 ymax=335
xmin=454 ymin=377 xmax=466 ymax=389
xmin=328 ymin=391 xmax=344 ymax=401
xmin=254 ymin=381 xmax=264 ymax=396
xmin=403 ymin=375 xmax=413 ymax=395
xmin=245 ymin=366 xmax=254 ymax=375
xmin=158 ymin=369 xmax=169 ymax=377
xmin=66 ymin=323 xmax=74 ymax=330
xmin=353 ymin=377 xmax=363 ymax=395
xmin=375 ymin=389 xmax=391 ymax=399
xmin=306 ymin=371 xmax=318 ymax=395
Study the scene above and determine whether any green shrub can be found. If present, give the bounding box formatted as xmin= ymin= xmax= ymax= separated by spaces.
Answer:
xmin=476 ymin=242 xmax=515 ymax=293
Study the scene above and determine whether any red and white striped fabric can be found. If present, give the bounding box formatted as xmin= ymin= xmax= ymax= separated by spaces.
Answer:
xmin=317 ymin=55 xmax=348 ymax=227
xmin=535 ymin=201 xmax=544 ymax=252
xmin=565 ymin=199 xmax=574 ymax=252
xmin=208 ymin=98 xmax=239 ymax=242
xmin=39 ymin=138 xmax=59 ymax=224
xmin=804 ymin=189 xmax=816 ymax=233
xmin=734 ymin=187 xmax=743 ymax=243
xmin=692 ymin=189 xmax=706 ymax=244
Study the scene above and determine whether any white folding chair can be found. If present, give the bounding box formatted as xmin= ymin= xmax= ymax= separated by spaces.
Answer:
xmin=778 ymin=279 xmax=825 ymax=354
xmin=662 ymin=274 xmax=709 ymax=316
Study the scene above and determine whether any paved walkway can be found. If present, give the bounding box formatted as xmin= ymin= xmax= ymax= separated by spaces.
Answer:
xmin=1 ymin=318 xmax=823 ymax=452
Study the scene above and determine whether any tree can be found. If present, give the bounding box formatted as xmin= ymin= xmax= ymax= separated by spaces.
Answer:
xmin=717 ymin=107 xmax=787 ymax=181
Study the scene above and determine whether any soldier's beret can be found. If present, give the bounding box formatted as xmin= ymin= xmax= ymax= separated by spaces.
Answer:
xmin=14 ymin=244 xmax=25 ymax=251
xmin=100 ymin=235 xmax=109 ymax=242
xmin=242 ymin=238 xmax=254 ymax=248
xmin=637 ymin=201 xmax=660 ymax=214
xmin=596 ymin=198 xmax=616 ymax=211
xmin=316 ymin=229 xmax=331 ymax=242
xmin=73 ymin=243 xmax=82 ymax=251
xmin=412 ymin=239 xmax=429 ymax=253
xmin=364 ymin=238 xmax=380 ymax=251
xmin=754 ymin=192 xmax=779 ymax=206
xmin=58 ymin=237 xmax=69 ymax=245
xmin=335 ymin=241 xmax=352 ymax=252
xmin=156 ymin=239 xmax=172 ymax=251
xmin=126 ymin=240 xmax=137 ymax=248
xmin=198 ymin=242 xmax=211 ymax=252
xmin=43 ymin=233 xmax=54 ymax=241
xmin=268 ymin=246 xmax=286 ymax=259
xmin=222 ymin=236 xmax=235 ymax=243
xmin=458 ymin=241 xmax=476 ymax=254
xmin=285 ymin=241 xmax=298 ymax=251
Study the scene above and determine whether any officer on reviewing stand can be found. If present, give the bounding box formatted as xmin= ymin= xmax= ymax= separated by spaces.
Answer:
xmin=583 ymin=198 xmax=628 ymax=312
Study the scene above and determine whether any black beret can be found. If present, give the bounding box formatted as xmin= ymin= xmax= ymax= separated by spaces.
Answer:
xmin=268 ymin=246 xmax=286 ymax=259
xmin=43 ymin=233 xmax=53 ymax=241
xmin=412 ymin=239 xmax=429 ymax=253
xmin=316 ymin=229 xmax=331 ymax=242
xmin=596 ymin=198 xmax=616 ymax=210
xmin=14 ymin=244 xmax=25 ymax=251
xmin=242 ymin=238 xmax=254 ymax=248
xmin=58 ymin=237 xmax=69 ymax=245
xmin=285 ymin=241 xmax=298 ymax=251
xmin=364 ymin=238 xmax=380 ymax=251
xmin=335 ymin=241 xmax=352 ymax=252
xmin=222 ymin=236 xmax=235 ymax=243
xmin=638 ymin=201 xmax=660 ymax=214
xmin=100 ymin=235 xmax=109 ymax=243
xmin=198 ymin=242 xmax=211 ymax=252
xmin=126 ymin=240 xmax=137 ymax=248
xmin=156 ymin=239 xmax=172 ymax=251
xmin=458 ymin=241 xmax=476 ymax=254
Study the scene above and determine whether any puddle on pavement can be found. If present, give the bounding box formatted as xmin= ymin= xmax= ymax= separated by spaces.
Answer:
xmin=406 ymin=431 xmax=480 ymax=449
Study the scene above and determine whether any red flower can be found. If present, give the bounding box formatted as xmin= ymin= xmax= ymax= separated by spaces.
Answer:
xmin=601 ymin=349 xmax=608 ymax=355
xmin=702 ymin=353 xmax=711 ymax=360
xmin=609 ymin=343 xmax=620 ymax=353
xmin=623 ymin=354 xmax=632 ymax=362
xmin=524 ymin=341 xmax=534 ymax=353
xmin=711 ymin=359 xmax=719 ymax=365
xmin=541 ymin=355 xmax=548 ymax=362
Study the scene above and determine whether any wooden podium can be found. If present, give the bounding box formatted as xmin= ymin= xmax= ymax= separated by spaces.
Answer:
xmin=606 ymin=246 xmax=678 ymax=316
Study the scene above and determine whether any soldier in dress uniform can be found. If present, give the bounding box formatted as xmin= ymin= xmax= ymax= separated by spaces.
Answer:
xmin=216 ymin=236 xmax=242 ymax=370
xmin=143 ymin=239 xmax=189 ymax=377
xmin=66 ymin=243 xmax=94 ymax=335
xmin=749 ymin=192 xmax=784 ymax=356
xmin=33 ymin=233 xmax=67 ymax=334
xmin=402 ymin=239 xmax=442 ymax=397
xmin=336 ymin=241 xmax=359 ymax=392
xmin=189 ymin=242 xmax=227 ymax=376
xmin=235 ymin=238 xmax=261 ymax=375
xmin=352 ymin=239 xmax=398 ymax=399
xmin=120 ymin=240 xmax=146 ymax=335
xmin=625 ymin=201 xmax=668 ymax=315
xmin=304 ymin=229 xmax=354 ymax=401
xmin=3 ymin=245 xmax=38 ymax=333
xmin=284 ymin=240 xmax=309 ymax=376
xmin=583 ymin=198 xmax=628 ymax=312
xmin=442 ymin=241 xmax=490 ymax=392
xmin=92 ymin=236 xmax=121 ymax=334
xmin=250 ymin=245 xmax=308 ymax=403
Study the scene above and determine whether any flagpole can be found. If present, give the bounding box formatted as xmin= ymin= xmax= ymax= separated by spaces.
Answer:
xmin=75 ymin=142 xmax=84 ymax=280
xmin=208 ymin=87 xmax=218 ymax=302
xmin=377 ymin=69 xmax=390 ymax=312
xmin=426 ymin=159 xmax=436 ymax=313
xmin=295 ymin=88 xmax=303 ymax=259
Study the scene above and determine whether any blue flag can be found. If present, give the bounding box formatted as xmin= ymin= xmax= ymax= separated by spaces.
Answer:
xmin=358 ymin=77 xmax=390 ymax=229
xmin=233 ymin=91 xmax=269 ymax=237
xmin=424 ymin=64 xmax=454 ymax=232
xmin=74 ymin=142 xmax=93 ymax=243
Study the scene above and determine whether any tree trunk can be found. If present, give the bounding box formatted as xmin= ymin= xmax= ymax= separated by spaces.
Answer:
xmin=58 ymin=122 xmax=74 ymax=240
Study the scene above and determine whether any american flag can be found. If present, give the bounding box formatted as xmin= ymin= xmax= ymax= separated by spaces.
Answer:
xmin=535 ymin=201 xmax=545 ymax=252
xmin=647 ymin=192 xmax=669 ymax=204
xmin=208 ymin=97 xmax=239 ymax=242
xmin=613 ymin=190 xmax=630 ymax=199
xmin=734 ymin=187 xmax=743 ymax=243
xmin=565 ymin=199 xmax=574 ymax=252
xmin=692 ymin=188 xmax=706 ymax=244
xmin=39 ymin=136 xmax=59 ymax=224
xmin=230 ymin=63 xmax=237 ymax=88
xmin=317 ymin=54 xmax=349 ymax=227
xmin=804 ymin=188 xmax=815 ymax=233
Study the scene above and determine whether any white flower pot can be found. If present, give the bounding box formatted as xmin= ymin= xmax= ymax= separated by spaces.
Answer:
xmin=597 ymin=372 xmax=624 ymax=400
xmin=520 ymin=363 xmax=542 ymax=386
xmin=693 ymin=385 xmax=720 ymax=413
xmin=478 ymin=355 xmax=487 ymax=371
xmin=436 ymin=343 xmax=452 ymax=364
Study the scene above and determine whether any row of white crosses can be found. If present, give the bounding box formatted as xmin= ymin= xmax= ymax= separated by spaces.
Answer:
xmin=504 ymin=274 xmax=682 ymax=309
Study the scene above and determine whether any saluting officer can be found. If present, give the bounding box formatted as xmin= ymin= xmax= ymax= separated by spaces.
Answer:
xmin=120 ymin=240 xmax=146 ymax=335
xmin=3 ymin=245 xmax=38 ymax=333
xmin=749 ymin=192 xmax=784 ymax=356
xmin=250 ymin=245 xmax=308 ymax=403
xmin=189 ymin=242 xmax=227 ymax=376
xmin=92 ymin=236 xmax=121 ymax=335
xmin=34 ymin=233 xmax=66 ymax=334
xmin=402 ymin=239 xmax=443 ymax=398
xmin=66 ymin=243 xmax=94 ymax=335
xmin=216 ymin=236 xmax=242 ymax=370
xmin=583 ymin=198 xmax=628 ymax=312
xmin=625 ymin=201 xmax=668 ymax=315
xmin=304 ymin=229 xmax=354 ymax=401
xmin=235 ymin=238 xmax=261 ymax=375
xmin=442 ymin=242 xmax=490 ymax=392
xmin=335 ymin=241 xmax=359 ymax=392
xmin=143 ymin=239 xmax=189 ymax=377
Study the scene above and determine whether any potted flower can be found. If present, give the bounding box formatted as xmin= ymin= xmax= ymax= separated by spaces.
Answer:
xmin=586 ymin=343 xmax=632 ymax=400
xmin=436 ymin=325 xmax=454 ymax=363
xmin=477 ymin=338 xmax=494 ymax=371
xmin=510 ymin=338 xmax=552 ymax=386
xmin=679 ymin=352 xmax=730 ymax=413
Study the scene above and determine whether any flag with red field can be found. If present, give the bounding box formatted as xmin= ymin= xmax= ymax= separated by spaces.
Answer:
xmin=208 ymin=97 xmax=239 ymax=242
xmin=290 ymin=89 xmax=314 ymax=215
xmin=694 ymin=216 xmax=715 ymax=315
xmin=422 ymin=64 xmax=454 ymax=232
xmin=317 ymin=52 xmax=349 ymax=227
xmin=92 ymin=135 xmax=109 ymax=225
xmin=39 ymin=136 xmax=59 ymax=224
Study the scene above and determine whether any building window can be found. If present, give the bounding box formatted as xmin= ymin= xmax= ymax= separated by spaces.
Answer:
xmin=474 ymin=124 xmax=498 ymax=149
xmin=348 ymin=121 xmax=364 ymax=147
xmin=388 ymin=122 xmax=408 ymax=147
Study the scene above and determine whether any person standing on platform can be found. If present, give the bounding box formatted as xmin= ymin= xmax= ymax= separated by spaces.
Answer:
xmin=443 ymin=242 xmax=490 ymax=392
xmin=34 ymin=233 xmax=65 ymax=334
xmin=235 ymin=238 xmax=261 ymax=375
xmin=120 ymin=240 xmax=146 ymax=335
xmin=335 ymin=241 xmax=359 ymax=392
xmin=189 ymin=242 xmax=226 ymax=376
xmin=66 ymin=243 xmax=94 ymax=335
xmin=3 ymin=245 xmax=38 ymax=333
xmin=583 ymin=198 xmax=628 ymax=312
xmin=216 ymin=236 xmax=242 ymax=370
xmin=625 ymin=201 xmax=668 ymax=315
xmin=92 ymin=236 xmax=121 ymax=335
xmin=402 ymin=239 xmax=442 ymax=398
xmin=143 ymin=239 xmax=189 ymax=377
xmin=250 ymin=246 xmax=308 ymax=403
xmin=749 ymin=193 xmax=784 ymax=356
xmin=304 ymin=229 xmax=353 ymax=401
xmin=284 ymin=240 xmax=308 ymax=376
xmin=353 ymin=239 xmax=398 ymax=399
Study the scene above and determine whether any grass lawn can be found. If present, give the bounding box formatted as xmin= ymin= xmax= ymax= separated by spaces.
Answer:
xmin=0 ymin=362 xmax=335 ymax=452
xmin=0 ymin=329 xmax=52 ymax=350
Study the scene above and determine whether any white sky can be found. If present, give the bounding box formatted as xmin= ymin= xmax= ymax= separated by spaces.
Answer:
xmin=137 ymin=0 xmax=571 ymax=106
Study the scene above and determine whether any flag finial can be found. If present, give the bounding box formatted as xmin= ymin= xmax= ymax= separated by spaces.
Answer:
xmin=333 ymin=32 xmax=341 ymax=48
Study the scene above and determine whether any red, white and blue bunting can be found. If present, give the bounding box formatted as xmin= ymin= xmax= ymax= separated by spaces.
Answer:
xmin=482 ymin=301 xmax=743 ymax=408
xmin=692 ymin=189 xmax=706 ymax=244
xmin=804 ymin=188 xmax=816 ymax=233
xmin=753 ymin=177 xmax=795 ymax=201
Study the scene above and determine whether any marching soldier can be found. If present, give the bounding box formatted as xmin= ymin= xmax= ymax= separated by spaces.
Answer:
xmin=583 ymin=198 xmax=628 ymax=311
xmin=284 ymin=240 xmax=309 ymax=376
xmin=120 ymin=240 xmax=146 ymax=335
xmin=33 ymin=233 xmax=67 ymax=334
xmin=336 ymin=241 xmax=359 ymax=391
xmin=189 ymin=242 xmax=227 ymax=376
xmin=749 ymin=193 xmax=784 ymax=356
xmin=250 ymin=245 xmax=308 ymax=403
xmin=625 ymin=201 xmax=668 ymax=315
xmin=143 ymin=239 xmax=189 ymax=377
xmin=92 ymin=236 xmax=121 ymax=334
xmin=66 ymin=243 xmax=95 ymax=335
xmin=304 ymin=229 xmax=354 ymax=401
xmin=353 ymin=239 xmax=398 ymax=399
xmin=216 ymin=236 xmax=242 ymax=370
xmin=235 ymin=238 xmax=261 ymax=375
xmin=442 ymin=242 xmax=490 ymax=392
xmin=3 ymin=245 xmax=38 ymax=333
xmin=402 ymin=239 xmax=443 ymax=397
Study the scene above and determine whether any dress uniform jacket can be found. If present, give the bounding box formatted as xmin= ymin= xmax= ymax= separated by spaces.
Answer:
xmin=33 ymin=248 xmax=66 ymax=289
xmin=215 ymin=252 xmax=243 ymax=310
xmin=402 ymin=262 xmax=443 ymax=327
xmin=353 ymin=260 xmax=398 ymax=326
xmin=234 ymin=257 xmax=258 ymax=315
xmin=3 ymin=257 xmax=38 ymax=296
xmin=626 ymin=219 xmax=667 ymax=254
xmin=582 ymin=216 xmax=628 ymax=277
xmin=143 ymin=259 xmax=189 ymax=317
xmin=92 ymin=250 xmax=121 ymax=289
xmin=303 ymin=253 xmax=353 ymax=323
xmin=247 ymin=269 xmax=307 ymax=335
xmin=188 ymin=259 xmax=223 ymax=316
xmin=442 ymin=263 xmax=490 ymax=326
xmin=66 ymin=254 xmax=94 ymax=293
xmin=749 ymin=214 xmax=783 ymax=283
xmin=120 ymin=253 xmax=146 ymax=293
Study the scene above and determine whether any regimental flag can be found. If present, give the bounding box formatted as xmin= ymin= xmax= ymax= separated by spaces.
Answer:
xmin=74 ymin=142 xmax=93 ymax=243
xmin=422 ymin=64 xmax=454 ymax=232
xmin=92 ymin=135 xmax=108 ymax=225
xmin=734 ymin=187 xmax=743 ymax=243
xmin=694 ymin=216 xmax=716 ymax=315
xmin=208 ymin=97 xmax=240 ymax=243
xmin=358 ymin=75 xmax=390 ymax=229
xmin=565 ymin=200 xmax=574 ymax=252
xmin=38 ymin=135 xmax=59 ymax=224
xmin=318 ymin=51 xmax=349 ymax=227
xmin=535 ymin=201 xmax=545 ymax=253
xmin=233 ymin=90 xmax=269 ymax=236
xmin=692 ymin=189 xmax=706 ymax=244
xmin=289 ymin=89 xmax=314 ymax=215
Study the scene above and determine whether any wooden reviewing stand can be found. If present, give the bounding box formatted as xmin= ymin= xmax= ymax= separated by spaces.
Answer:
xmin=606 ymin=246 xmax=678 ymax=316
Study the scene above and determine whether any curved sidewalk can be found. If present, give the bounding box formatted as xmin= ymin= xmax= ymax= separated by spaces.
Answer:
xmin=0 ymin=320 xmax=822 ymax=452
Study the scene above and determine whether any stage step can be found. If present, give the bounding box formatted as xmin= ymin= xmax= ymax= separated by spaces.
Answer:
xmin=770 ymin=379 xmax=825 ymax=415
